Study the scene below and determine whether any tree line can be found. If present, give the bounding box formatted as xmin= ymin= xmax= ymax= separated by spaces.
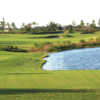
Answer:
xmin=64 ymin=20 xmax=99 ymax=34
xmin=0 ymin=18 xmax=100 ymax=34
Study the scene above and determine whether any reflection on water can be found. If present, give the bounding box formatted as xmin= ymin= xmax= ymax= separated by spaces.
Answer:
xmin=43 ymin=47 xmax=100 ymax=70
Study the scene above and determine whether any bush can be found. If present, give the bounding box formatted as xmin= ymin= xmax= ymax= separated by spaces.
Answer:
xmin=2 ymin=46 xmax=27 ymax=52
xmin=80 ymin=39 xmax=86 ymax=43
xmin=48 ymin=42 xmax=76 ymax=52
xmin=67 ymin=34 xmax=73 ymax=38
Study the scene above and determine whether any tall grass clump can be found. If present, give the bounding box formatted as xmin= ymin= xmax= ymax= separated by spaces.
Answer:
xmin=34 ymin=42 xmax=51 ymax=49
xmin=47 ymin=38 xmax=100 ymax=52
xmin=48 ymin=41 xmax=77 ymax=52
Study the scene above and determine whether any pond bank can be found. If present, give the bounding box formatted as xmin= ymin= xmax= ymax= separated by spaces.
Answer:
xmin=29 ymin=38 xmax=100 ymax=53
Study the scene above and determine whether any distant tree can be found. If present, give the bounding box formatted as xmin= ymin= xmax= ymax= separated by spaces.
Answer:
xmin=46 ymin=22 xmax=59 ymax=32
xmin=31 ymin=22 xmax=38 ymax=32
xmin=89 ymin=20 xmax=96 ymax=33
xmin=0 ymin=18 xmax=6 ymax=32
xmin=11 ymin=22 xmax=17 ymax=30
xmin=7 ymin=22 xmax=10 ymax=29
xmin=25 ymin=23 xmax=32 ymax=32
xmin=79 ymin=20 xmax=85 ymax=32
xmin=20 ymin=23 xmax=26 ymax=32
xmin=68 ymin=25 xmax=73 ymax=33
xmin=7 ymin=22 xmax=13 ymax=32
xmin=98 ymin=19 xmax=100 ymax=27
xmin=21 ymin=22 xmax=37 ymax=33
xmin=80 ymin=20 xmax=85 ymax=27
xmin=32 ymin=22 xmax=37 ymax=26
xmin=81 ymin=26 xmax=89 ymax=34
xmin=81 ymin=21 xmax=96 ymax=34
xmin=91 ymin=20 xmax=96 ymax=27
xmin=86 ymin=23 xmax=89 ymax=27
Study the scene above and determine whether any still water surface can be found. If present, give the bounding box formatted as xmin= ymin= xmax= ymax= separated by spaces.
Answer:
xmin=43 ymin=47 xmax=100 ymax=70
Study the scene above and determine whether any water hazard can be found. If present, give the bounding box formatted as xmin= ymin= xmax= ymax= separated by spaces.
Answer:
xmin=43 ymin=47 xmax=100 ymax=70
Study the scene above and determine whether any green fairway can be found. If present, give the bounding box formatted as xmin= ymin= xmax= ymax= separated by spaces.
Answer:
xmin=0 ymin=51 xmax=44 ymax=73
xmin=0 ymin=32 xmax=100 ymax=49
xmin=0 ymin=52 xmax=100 ymax=100
xmin=1 ymin=32 xmax=100 ymax=99
xmin=0 ymin=51 xmax=100 ymax=90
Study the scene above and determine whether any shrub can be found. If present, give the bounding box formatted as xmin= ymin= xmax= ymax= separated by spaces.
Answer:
xmin=67 ymin=34 xmax=73 ymax=38
xmin=2 ymin=46 xmax=27 ymax=52
xmin=80 ymin=39 xmax=86 ymax=43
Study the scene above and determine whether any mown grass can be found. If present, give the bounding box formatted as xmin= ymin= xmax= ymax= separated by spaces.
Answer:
xmin=0 ymin=32 xmax=100 ymax=49
xmin=0 ymin=51 xmax=44 ymax=73
xmin=1 ymin=51 xmax=100 ymax=90
xmin=1 ymin=32 xmax=100 ymax=99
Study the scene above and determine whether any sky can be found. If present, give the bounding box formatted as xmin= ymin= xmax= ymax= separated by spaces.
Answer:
xmin=0 ymin=0 xmax=100 ymax=27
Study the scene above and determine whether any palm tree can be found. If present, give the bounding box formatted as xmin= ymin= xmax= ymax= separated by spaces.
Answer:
xmin=0 ymin=18 xmax=6 ymax=32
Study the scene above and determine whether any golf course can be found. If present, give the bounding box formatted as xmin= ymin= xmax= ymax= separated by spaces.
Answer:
xmin=0 ymin=0 xmax=100 ymax=99
xmin=0 ymin=32 xmax=100 ymax=100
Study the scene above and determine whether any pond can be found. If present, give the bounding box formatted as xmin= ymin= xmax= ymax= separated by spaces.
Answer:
xmin=43 ymin=47 xmax=100 ymax=70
